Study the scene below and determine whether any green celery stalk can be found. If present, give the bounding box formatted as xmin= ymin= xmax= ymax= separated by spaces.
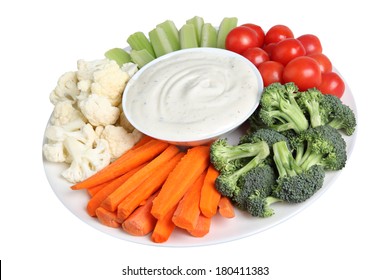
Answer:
xmin=149 ymin=26 xmax=179 ymax=57
xmin=200 ymin=23 xmax=217 ymax=48
xmin=130 ymin=49 xmax=155 ymax=68
xmin=104 ymin=48 xmax=132 ymax=66
xmin=127 ymin=31 xmax=156 ymax=58
xmin=156 ymin=20 xmax=180 ymax=51
xmin=217 ymin=17 xmax=238 ymax=49
xmin=186 ymin=16 xmax=204 ymax=46
xmin=179 ymin=24 xmax=199 ymax=49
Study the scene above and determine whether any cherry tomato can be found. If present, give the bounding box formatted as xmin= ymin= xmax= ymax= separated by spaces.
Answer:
xmin=297 ymin=34 xmax=322 ymax=55
xmin=308 ymin=53 xmax=332 ymax=74
xmin=242 ymin=47 xmax=269 ymax=67
xmin=225 ymin=26 xmax=261 ymax=54
xmin=283 ymin=56 xmax=322 ymax=91
xmin=241 ymin=23 xmax=265 ymax=47
xmin=264 ymin=24 xmax=294 ymax=45
xmin=258 ymin=61 xmax=284 ymax=87
xmin=271 ymin=38 xmax=306 ymax=66
xmin=317 ymin=72 xmax=345 ymax=98
xmin=263 ymin=43 xmax=276 ymax=57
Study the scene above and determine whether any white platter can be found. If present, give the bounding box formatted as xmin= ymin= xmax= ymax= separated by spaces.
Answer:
xmin=42 ymin=70 xmax=357 ymax=247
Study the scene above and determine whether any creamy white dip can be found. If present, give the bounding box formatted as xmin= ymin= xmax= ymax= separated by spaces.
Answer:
xmin=123 ymin=48 xmax=262 ymax=143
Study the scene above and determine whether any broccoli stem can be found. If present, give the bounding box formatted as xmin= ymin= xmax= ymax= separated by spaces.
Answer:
xmin=273 ymin=141 xmax=301 ymax=177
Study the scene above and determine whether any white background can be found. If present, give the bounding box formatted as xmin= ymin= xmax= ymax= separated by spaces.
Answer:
xmin=1 ymin=0 xmax=388 ymax=279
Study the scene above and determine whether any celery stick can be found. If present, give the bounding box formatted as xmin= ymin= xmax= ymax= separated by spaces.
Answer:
xmin=127 ymin=32 xmax=156 ymax=58
xmin=179 ymin=24 xmax=199 ymax=49
xmin=156 ymin=20 xmax=180 ymax=51
xmin=186 ymin=16 xmax=204 ymax=46
xmin=216 ymin=17 xmax=238 ymax=49
xmin=149 ymin=27 xmax=179 ymax=57
xmin=130 ymin=49 xmax=155 ymax=68
xmin=200 ymin=23 xmax=217 ymax=48
xmin=104 ymin=48 xmax=132 ymax=66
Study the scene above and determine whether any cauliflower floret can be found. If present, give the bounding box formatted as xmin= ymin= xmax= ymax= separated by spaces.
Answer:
xmin=100 ymin=125 xmax=143 ymax=160
xmin=42 ymin=142 xmax=68 ymax=163
xmin=121 ymin=62 xmax=138 ymax=77
xmin=61 ymin=137 xmax=111 ymax=183
xmin=77 ymin=59 xmax=130 ymax=106
xmin=78 ymin=94 xmax=120 ymax=127
xmin=49 ymin=71 xmax=80 ymax=105
xmin=49 ymin=100 xmax=86 ymax=126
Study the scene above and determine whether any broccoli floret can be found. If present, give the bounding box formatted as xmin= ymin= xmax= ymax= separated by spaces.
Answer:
xmin=214 ymin=141 xmax=270 ymax=198
xmin=210 ymin=138 xmax=270 ymax=174
xmin=234 ymin=165 xmax=277 ymax=210
xmin=254 ymin=82 xmax=309 ymax=133
xmin=296 ymin=88 xmax=329 ymax=128
xmin=246 ymin=195 xmax=282 ymax=218
xmin=271 ymin=140 xmax=326 ymax=203
xmin=239 ymin=128 xmax=290 ymax=148
xmin=320 ymin=94 xmax=357 ymax=136
xmin=290 ymin=125 xmax=347 ymax=171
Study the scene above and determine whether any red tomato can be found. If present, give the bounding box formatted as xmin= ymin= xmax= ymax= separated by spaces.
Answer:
xmin=258 ymin=61 xmax=284 ymax=87
xmin=263 ymin=43 xmax=276 ymax=57
xmin=225 ymin=26 xmax=261 ymax=54
xmin=264 ymin=24 xmax=294 ymax=45
xmin=317 ymin=72 xmax=345 ymax=98
xmin=308 ymin=53 xmax=332 ymax=74
xmin=242 ymin=47 xmax=269 ymax=67
xmin=241 ymin=23 xmax=265 ymax=47
xmin=271 ymin=38 xmax=306 ymax=66
xmin=283 ymin=56 xmax=322 ymax=91
xmin=297 ymin=34 xmax=323 ymax=55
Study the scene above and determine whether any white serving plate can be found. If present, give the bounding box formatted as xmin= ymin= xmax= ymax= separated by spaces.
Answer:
xmin=42 ymin=68 xmax=357 ymax=247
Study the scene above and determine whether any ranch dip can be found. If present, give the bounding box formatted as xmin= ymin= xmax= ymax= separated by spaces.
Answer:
xmin=124 ymin=48 xmax=261 ymax=142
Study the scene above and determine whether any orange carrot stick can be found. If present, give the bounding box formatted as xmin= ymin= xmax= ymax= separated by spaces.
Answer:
xmin=172 ymin=171 xmax=207 ymax=230
xmin=87 ymin=181 xmax=110 ymax=197
xmin=187 ymin=214 xmax=211 ymax=237
xmin=121 ymin=192 xmax=158 ymax=236
xmin=199 ymin=165 xmax=221 ymax=218
xmin=71 ymin=139 xmax=169 ymax=190
xmin=95 ymin=207 xmax=121 ymax=228
xmin=151 ymin=145 xmax=210 ymax=220
xmin=151 ymin=205 xmax=177 ymax=243
xmin=86 ymin=164 xmax=146 ymax=217
xmin=116 ymin=152 xmax=185 ymax=223
xmin=101 ymin=145 xmax=180 ymax=212
xmin=218 ymin=196 xmax=236 ymax=218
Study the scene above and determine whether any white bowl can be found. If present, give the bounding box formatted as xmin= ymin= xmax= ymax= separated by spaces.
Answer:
xmin=122 ymin=47 xmax=263 ymax=146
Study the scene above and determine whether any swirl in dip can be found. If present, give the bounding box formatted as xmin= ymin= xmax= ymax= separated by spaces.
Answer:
xmin=123 ymin=48 xmax=262 ymax=145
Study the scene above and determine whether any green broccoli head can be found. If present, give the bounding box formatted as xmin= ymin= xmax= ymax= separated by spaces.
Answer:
xmin=234 ymin=165 xmax=277 ymax=209
xmin=320 ymin=94 xmax=357 ymax=136
xmin=246 ymin=195 xmax=282 ymax=218
xmin=272 ymin=164 xmax=325 ymax=203
xmin=292 ymin=125 xmax=347 ymax=171
xmin=255 ymin=82 xmax=309 ymax=133
xmin=296 ymin=88 xmax=329 ymax=128
xmin=214 ymin=141 xmax=270 ymax=198
xmin=210 ymin=138 xmax=270 ymax=174
xmin=239 ymin=128 xmax=290 ymax=148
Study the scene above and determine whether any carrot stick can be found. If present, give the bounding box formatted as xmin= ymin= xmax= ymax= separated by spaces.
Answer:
xmin=95 ymin=207 xmax=121 ymax=228
xmin=187 ymin=214 xmax=211 ymax=237
xmin=86 ymin=164 xmax=147 ymax=217
xmin=101 ymin=145 xmax=180 ymax=212
xmin=116 ymin=152 xmax=185 ymax=223
xmin=151 ymin=205 xmax=177 ymax=243
xmin=71 ymin=139 xmax=169 ymax=190
xmin=199 ymin=165 xmax=221 ymax=218
xmin=87 ymin=181 xmax=110 ymax=197
xmin=172 ymin=171 xmax=207 ymax=230
xmin=218 ymin=196 xmax=236 ymax=218
xmin=151 ymin=145 xmax=210 ymax=220
xmin=121 ymin=192 xmax=158 ymax=236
